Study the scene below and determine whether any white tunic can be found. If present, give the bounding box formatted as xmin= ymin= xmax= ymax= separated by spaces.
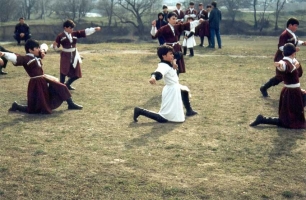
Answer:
xmin=156 ymin=62 xmax=185 ymax=122
xmin=182 ymin=28 xmax=196 ymax=48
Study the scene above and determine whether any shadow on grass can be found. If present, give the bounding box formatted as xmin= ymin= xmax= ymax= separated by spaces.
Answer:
xmin=268 ymin=128 xmax=305 ymax=162
xmin=123 ymin=95 xmax=183 ymax=149
xmin=0 ymin=110 xmax=65 ymax=130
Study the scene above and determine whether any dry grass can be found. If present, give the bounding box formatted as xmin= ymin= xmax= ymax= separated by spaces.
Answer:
xmin=0 ymin=35 xmax=306 ymax=200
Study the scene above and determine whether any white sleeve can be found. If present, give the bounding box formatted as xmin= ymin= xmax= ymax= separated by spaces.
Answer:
xmin=190 ymin=14 xmax=197 ymax=18
xmin=297 ymin=40 xmax=304 ymax=46
xmin=277 ymin=60 xmax=286 ymax=71
xmin=190 ymin=20 xmax=200 ymax=30
xmin=3 ymin=52 xmax=17 ymax=64
xmin=85 ymin=28 xmax=96 ymax=36
xmin=150 ymin=26 xmax=157 ymax=36
xmin=156 ymin=63 xmax=170 ymax=76
xmin=279 ymin=46 xmax=284 ymax=51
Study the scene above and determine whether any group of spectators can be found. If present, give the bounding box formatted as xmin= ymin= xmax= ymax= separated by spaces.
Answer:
xmin=155 ymin=1 xmax=222 ymax=49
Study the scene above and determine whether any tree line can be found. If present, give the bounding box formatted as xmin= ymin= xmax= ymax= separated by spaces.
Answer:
xmin=0 ymin=0 xmax=305 ymax=40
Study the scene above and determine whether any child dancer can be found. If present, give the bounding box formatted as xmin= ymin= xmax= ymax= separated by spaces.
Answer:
xmin=0 ymin=39 xmax=82 ymax=114
xmin=52 ymin=19 xmax=101 ymax=90
xmin=133 ymin=45 xmax=197 ymax=123
xmin=182 ymin=17 xmax=196 ymax=57
xmin=250 ymin=43 xmax=306 ymax=129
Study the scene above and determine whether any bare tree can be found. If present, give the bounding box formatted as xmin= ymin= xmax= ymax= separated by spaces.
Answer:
xmin=274 ymin=0 xmax=286 ymax=30
xmin=257 ymin=0 xmax=272 ymax=32
xmin=0 ymin=0 xmax=19 ymax=22
xmin=17 ymin=0 xmax=37 ymax=20
xmin=251 ymin=0 xmax=258 ymax=28
xmin=98 ymin=0 xmax=115 ymax=26
xmin=114 ymin=0 xmax=158 ymax=40
xmin=220 ymin=0 xmax=250 ymax=22
xmin=52 ymin=0 xmax=94 ymax=23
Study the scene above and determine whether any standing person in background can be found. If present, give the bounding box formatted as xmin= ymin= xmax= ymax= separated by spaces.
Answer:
xmin=184 ymin=2 xmax=197 ymax=21
xmin=162 ymin=5 xmax=169 ymax=24
xmin=13 ymin=17 xmax=31 ymax=45
xmin=155 ymin=13 xmax=168 ymax=45
xmin=183 ymin=17 xmax=196 ymax=57
xmin=151 ymin=12 xmax=203 ymax=75
xmin=208 ymin=1 xmax=222 ymax=49
xmin=195 ymin=3 xmax=211 ymax=47
xmin=260 ymin=17 xmax=306 ymax=97
xmin=52 ymin=19 xmax=101 ymax=90
xmin=173 ymin=2 xmax=185 ymax=41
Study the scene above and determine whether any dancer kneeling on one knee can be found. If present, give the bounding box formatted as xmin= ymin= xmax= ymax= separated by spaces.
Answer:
xmin=134 ymin=45 xmax=197 ymax=123
xmin=250 ymin=43 xmax=306 ymax=129
xmin=0 ymin=39 xmax=82 ymax=114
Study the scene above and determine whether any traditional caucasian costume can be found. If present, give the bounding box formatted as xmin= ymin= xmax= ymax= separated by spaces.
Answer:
xmin=250 ymin=45 xmax=306 ymax=129
xmin=260 ymin=27 xmax=305 ymax=97
xmin=133 ymin=60 xmax=197 ymax=123
xmin=3 ymin=50 xmax=82 ymax=114
xmin=54 ymin=28 xmax=97 ymax=89
xmin=151 ymin=20 xmax=201 ymax=73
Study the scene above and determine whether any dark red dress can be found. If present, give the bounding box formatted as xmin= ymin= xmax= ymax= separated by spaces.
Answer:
xmin=278 ymin=58 xmax=306 ymax=128
xmin=55 ymin=31 xmax=86 ymax=78
xmin=274 ymin=29 xmax=299 ymax=81
xmin=15 ymin=54 xmax=71 ymax=114
xmin=152 ymin=23 xmax=192 ymax=73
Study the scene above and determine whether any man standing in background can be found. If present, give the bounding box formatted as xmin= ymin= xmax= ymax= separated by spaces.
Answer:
xmin=209 ymin=1 xmax=222 ymax=49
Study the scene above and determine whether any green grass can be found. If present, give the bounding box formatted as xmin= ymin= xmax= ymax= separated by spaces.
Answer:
xmin=0 ymin=36 xmax=306 ymax=199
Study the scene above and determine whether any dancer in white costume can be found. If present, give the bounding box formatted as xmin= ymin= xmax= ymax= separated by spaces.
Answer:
xmin=182 ymin=17 xmax=196 ymax=57
xmin=133 ymin=45 xmax=197 ymax=123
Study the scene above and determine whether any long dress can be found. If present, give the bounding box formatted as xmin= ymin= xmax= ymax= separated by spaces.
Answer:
xmin=14 ymin=53 xmax=71 ymax=114
xmin=278 ymin=57 xmax=306 ymax=128
xmin=156 ymin=61 xmax=185 ymax=122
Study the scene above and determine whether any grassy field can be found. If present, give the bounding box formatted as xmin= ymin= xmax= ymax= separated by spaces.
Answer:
xmin=0 ymin=36 xmax=306 ymax=200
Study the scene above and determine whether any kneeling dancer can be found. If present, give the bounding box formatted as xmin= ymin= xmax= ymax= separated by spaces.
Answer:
xmin=0 ymin=39 xmax=82 ymax=114
xmin=134 ymin=45 xmax=197 ymax=123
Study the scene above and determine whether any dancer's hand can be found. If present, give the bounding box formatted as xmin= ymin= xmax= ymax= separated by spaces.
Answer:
xmin=149 ymin=77 xmax=156 ymax=84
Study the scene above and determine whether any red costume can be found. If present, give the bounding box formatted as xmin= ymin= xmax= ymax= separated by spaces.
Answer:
xmin=278 ymin=58 xmax=305 ymax=128
xmin=15 ymin=54 xmax=71 ymax=114
xmin=55 ymin=31 xmax=86 ymax=78
xmin=152 ymin=23 xmax=192 ymax=73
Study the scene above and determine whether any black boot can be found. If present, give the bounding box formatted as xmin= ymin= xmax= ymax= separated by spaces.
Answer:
xmin=199 ymin=37 xmax=204 ymax=46
xmin=0 ymin=57 xmax=8 ymax=75
xmin=0 ymin=66 xmax=7 ymax=75
xmin=260 ymin=77 xmax=282 ymax=97
xmin=181 ymin=91 xmax=197 ymax=117
xmin=8 ymin=101 xmax=28 ymax=112
xmin=66 ymin=98 xmax=83 ymax=110
xmin=65 ymin=77 xmax=79 ymax=90
xmin=60 ymin=73 xmax=66 ymax=84
xmin=250 ymin=115 xmax=280 ymax=126
xmin=189 ymin=48 xmax=194 ymax=57
xmin=183 ymin=47 xmax=187 ymax=56
xmin=133 ymin=107 xmax=168 ymax=123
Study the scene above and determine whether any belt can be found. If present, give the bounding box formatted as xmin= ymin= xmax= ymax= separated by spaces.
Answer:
xmin=284 ymin=83 xmax=300 ymax=88
xmin=61 ymin=48 xmax=82 ymax=68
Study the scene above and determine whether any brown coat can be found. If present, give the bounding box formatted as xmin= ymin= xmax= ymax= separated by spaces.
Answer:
xmin=152 ymin=23 xmax=192 ymax=73
xmin=15 ymin=55 xmax=71 ymax=114
xmin=278 ymin=59 xmax=306 ymax=128
xmin=55 ymin=30 xmax=86 ymax=78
